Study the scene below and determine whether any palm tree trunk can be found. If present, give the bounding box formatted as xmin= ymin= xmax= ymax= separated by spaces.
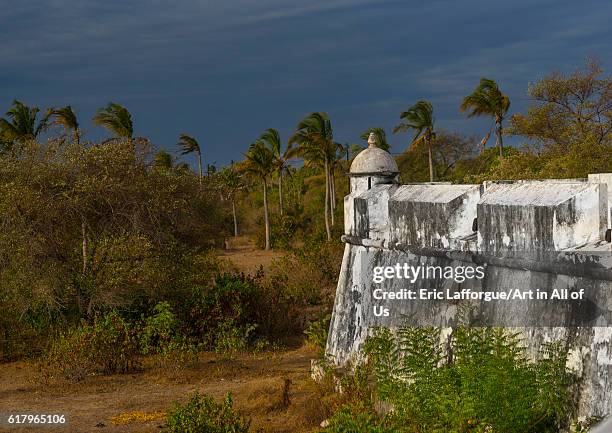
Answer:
xmin=496 ymin=117 xmax=503 ymax=158
xmin=329 ymin=165 xmax=335 ymax=226
xmin=331 ymin=168 xmax=337 ymax=210
xmin=197 ymin=151 xmax=203 ymax=188
xmin=278 ymin=170 xmax=284 ymax=215
xmin=81 ymin=219 xmax=88 ymax=274
xmin=263 ymin=178 xmax=270 ymax=250
xmin=232 ymin=199 xmax=238 ymax=237
xmin=323 ymin=158 xmax=331 ymax=241
xmin=428 ymin=139 xmax=434 ymax=182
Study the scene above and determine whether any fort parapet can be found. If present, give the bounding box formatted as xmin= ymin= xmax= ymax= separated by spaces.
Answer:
xmin=327 ymin=137 xmax=612 ymax=419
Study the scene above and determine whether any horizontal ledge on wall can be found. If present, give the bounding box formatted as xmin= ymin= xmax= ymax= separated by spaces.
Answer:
xmin=340 ymin=235 xmax=612 ymax=281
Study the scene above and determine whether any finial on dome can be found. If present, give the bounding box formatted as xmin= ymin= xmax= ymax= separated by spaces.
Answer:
xmin=367 ymin=132 xmax=377 ymax=148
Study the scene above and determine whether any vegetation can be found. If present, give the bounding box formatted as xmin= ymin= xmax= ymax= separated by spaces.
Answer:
xmin=360 ymin=127 xmax=391 ymax=151
xmin=0 ymin=99 xmax=50 ymax=148
xmin=165 ymin=392 xmax=252 ymax=433
xmin=0 ymin=59 xmax=610 ymax=432
xmin=460 ymin=78 xmax=510 ymax=157
xmin=321 ymin=325 xmax=575 ymax=433
xmin=394 ymin=99 xmax=436 ymax=181
xmin=178 ymin=133 xmax=204 ymax=186
xmin=92 ymin=102 xmax=134 ymax=138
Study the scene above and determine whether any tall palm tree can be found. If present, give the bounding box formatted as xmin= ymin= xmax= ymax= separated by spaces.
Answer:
xmin=289 ymin=112 xmax=338 ymax=241
xmin=177 ymin=134 xmax=203 ymax=187
xmin=50 ymin=105 xmax=80 ymax=144
xmin=460 ymin=78 xmax=510 ymax=158
xmin=219 ymin=165 xmax=245 ymax=237
xmin=92 ymin=102 xmax=133 ymax=139
xmin=243 ymin=140 xmax=275 ymax=250
xmin=360 ymin=127 xmax=391 ymax=151
xmin=258 ymin=128 xmax=296 ymax=215
xmin=394 ymin=100 xmax=436 ymax=182
xmin=0 ymin=100 xmax=51 ymax=147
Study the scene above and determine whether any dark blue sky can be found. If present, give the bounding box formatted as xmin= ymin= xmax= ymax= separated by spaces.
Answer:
xmin=2 ymin=0 xmax=611 ymax=168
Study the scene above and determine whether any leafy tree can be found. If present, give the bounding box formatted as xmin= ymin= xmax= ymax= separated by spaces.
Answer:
xmin=50 ymin=105 xmax=80 ymax=144
xmin=360 ymin=127 xmax=391 ymax=151
xmin=242 ymin=140 xmax=275 ymax=250
xmin=0 ymin=100 xmax=51 ymax=148
xmin=290 ymin=112 xmax=339 ymax=241
xmin=460 ymin=78 xmax=510 ymax=158
xmin=0 ymin=137 xmax=224 ymax=342
xmin=177 ymin=134 xmax=203 ymax=187
xmin=394 ymin=100 xmax=436 ymax=181
xmin=258 ymin=128 xmax=296 ymax=215
xmin=92 ymin=102 xmax=133 ymax=139
xmin=508 ymin=59 xmax=612 ymax=148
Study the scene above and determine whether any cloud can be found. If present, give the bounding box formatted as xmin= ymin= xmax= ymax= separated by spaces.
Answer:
xmin=0 ymin=0 xmax=610 ymax=164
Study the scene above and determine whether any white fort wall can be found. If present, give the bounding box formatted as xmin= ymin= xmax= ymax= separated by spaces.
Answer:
xmin=327 ymin=173 xmax=612 ymax=419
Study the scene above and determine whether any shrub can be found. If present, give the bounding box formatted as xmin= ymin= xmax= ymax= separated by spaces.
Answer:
xmin=321 ymin=402 xmax=395 ymax=433
xmin=213 ymin=320 xmax=257 ymax=357
xmin=139 ymin=302 xmax=179 ymax=355
xmin=359 ymin=325 xmax=576 ymax=433
xmin=165 ymin=392 xmax=251 ymax=433
xmin=254 ymin=213 xmax=298 ymax=249
xmin=304 ymin=314 xmax=331 ymax=356
xmin=184 ymin=273 xmax=260 ymax=347
xmin=43 ymin=311 xmax=140 ymax=381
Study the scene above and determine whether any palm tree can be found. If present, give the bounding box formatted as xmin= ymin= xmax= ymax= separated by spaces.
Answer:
xmin=360 ymin=127 xmax=391 ymax=151
xmin=177 ymin=134 xmax=203 ymax=187
xmin=0 ymin=100 xmax=51 ymax=147
xmin=289 ymin=112 xmax=338 ymax=241
xmin=92 ymin=102 xmax=133 ymax=139
xmin=394 ymin=100 xmax=436 ymax=182
xmin=258 ymin=128 xmax=296 ymax=215
xmin=153 ymin=150 xmax=173 ymax=171
xmin=460 ymin=78 xmax=510 ymax=158
xmin=219 ymin=165 xmax=245 ymax=237
xmin=50 ymin=105 xmax=80 ymax=144
xmin=243 ymin=140 xmax=275 ymax=250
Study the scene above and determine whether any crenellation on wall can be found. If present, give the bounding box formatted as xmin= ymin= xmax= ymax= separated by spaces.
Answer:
xmin=476 ymin=182 xmax=607 ymax=259
xmin=388 ymin=184 xmax=480 ymax=250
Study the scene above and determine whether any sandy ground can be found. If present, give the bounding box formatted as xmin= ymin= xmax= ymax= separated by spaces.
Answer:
xmin=217 ymin=237 xmax=286 ymax=274
xmin=0 ymin=346 xmax=324 ymax=433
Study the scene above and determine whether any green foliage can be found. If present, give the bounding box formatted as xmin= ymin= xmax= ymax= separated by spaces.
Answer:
xmin=213 ymin=320 xmax=257 ymax=357
xmin=360 ymin=127 xmax=391 ymax=151
xmin=165 ymin=392 xmax=251 ymax=433
xmin=304 ymin=314 xmax=331 ymax=356
xmin=321 ymin=402 xmax=395 ymax=433
xmin=0 ymin=100 xmax=50 ymax=145
xmin=43 ymin=311 xmax=140 ymax=381
xmin=254 ymin=213 xmax=298 ymax=249
xmin=359 ymin=325 xmax=575 ymax=433
xmin=92 ymin=102 xmax=133 ymax=138
xmin=0 ymin=138 xmax=227 ymax=359
xmin=139 ymin=302 xmax=180 ymax=356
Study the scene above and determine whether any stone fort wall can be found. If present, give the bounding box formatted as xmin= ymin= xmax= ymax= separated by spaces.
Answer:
xmin=327 ymin=170 xmax=612 ymax=419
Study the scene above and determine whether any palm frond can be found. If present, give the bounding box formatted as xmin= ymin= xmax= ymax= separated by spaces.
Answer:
xmin=93 ymin=102 xmax=133 ymax=138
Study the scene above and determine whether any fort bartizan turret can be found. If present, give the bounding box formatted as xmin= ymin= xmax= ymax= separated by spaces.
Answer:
xmin=327 ymin=133 xmax=612 ymax=420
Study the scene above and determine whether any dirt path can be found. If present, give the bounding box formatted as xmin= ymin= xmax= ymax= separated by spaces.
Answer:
xmin=217 ymin=236 xmax=287 ymax=274
xmin=0 ymin=346 xmax=325 ymax=433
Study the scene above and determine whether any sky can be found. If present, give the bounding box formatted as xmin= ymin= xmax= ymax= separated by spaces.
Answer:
xmin=1 ymin=0 xmax=611 ymax=168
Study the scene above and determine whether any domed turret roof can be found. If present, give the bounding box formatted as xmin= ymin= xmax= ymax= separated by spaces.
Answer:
xmin=350 ymin=133 xmax=399 ymax=175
